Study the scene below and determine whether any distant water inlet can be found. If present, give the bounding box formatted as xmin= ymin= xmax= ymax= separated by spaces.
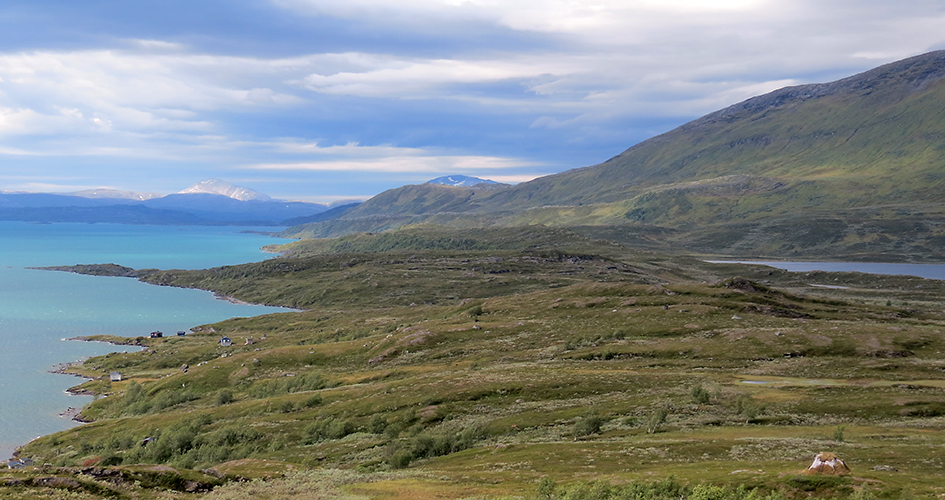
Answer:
xmin=707 ymin=260 xmax=945 ymax=281
xmin=0 ymin=222 xmax=293 ymax=460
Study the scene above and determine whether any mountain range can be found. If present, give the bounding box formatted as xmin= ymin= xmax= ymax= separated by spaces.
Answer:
xmin=4 ymin=52 xmax=944 ymax=260
xmin=0 ymin=180 xmax=331 ymax=226
xmin=283 ymin=51 xmax=945 ymax=262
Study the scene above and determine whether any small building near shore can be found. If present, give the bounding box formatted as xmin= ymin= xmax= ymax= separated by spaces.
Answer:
xmin=177 ymin=331 xmax=186 ymax=336
xmin=110 ymin=371 xmax=122 ymax=382
xmin=220 ymin=336 xmax=232 ymax=347
xmin=7 ymin=458 xmax=32 ymax=469
xmin=150 ymin=331 xmax=163 ymax=338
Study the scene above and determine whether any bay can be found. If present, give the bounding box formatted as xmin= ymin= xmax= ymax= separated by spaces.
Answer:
xmin=0 ymin=222 xmax=294 ymax=459
xmin=708 ymin=260 xmax=945 ymax=281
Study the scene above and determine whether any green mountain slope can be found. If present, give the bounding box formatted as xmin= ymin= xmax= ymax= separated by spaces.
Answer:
xmin=285 ymin=51 xmax=945 ymax=260
xmin=493 ymin=50 xmax=945 ymax=209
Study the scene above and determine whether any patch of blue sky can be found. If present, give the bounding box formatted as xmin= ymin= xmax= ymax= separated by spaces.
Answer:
xmin=0 ymin=0 xmax=943 ymax=201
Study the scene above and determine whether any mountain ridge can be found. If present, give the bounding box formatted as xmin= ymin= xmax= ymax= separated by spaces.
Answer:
xmin=282 ymin=51 xmax=945 ymax=260
xmin=0 ymin=180 xmax=329 ymax=225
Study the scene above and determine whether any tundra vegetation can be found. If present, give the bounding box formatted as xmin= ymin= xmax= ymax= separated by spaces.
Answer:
xmin=7 ymin=226 xmax=945 ymax=499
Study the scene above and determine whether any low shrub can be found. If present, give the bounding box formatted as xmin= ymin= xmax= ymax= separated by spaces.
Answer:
xmin=573 ymin=412 xmax=605 ymax=438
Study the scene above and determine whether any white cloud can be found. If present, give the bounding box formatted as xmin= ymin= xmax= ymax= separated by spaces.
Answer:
xmin=487 ymin=174 xmax=546 ymax=184
xmin=248 ymin=154 xmax=539 ymax=174
xmin=273 ymin=141 xmax=429 ymax=157
xmin=11 ymin=182 xmax=107 ymax=193
xmin=276 ymin=0 xmax=945 ymax=120
xmin=299 ymin=53 xmax=583 ymax=98
xmin=127 ymin=39 xmax=187 ymax=51
xmin=0 ymin=49 xmax=305 ymax=141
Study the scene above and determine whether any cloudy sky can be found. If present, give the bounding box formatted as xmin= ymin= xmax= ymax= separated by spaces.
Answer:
xmin=0 ymin=1 xmax=943 ymax=202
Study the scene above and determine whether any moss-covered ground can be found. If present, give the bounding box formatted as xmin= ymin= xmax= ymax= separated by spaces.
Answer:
xmin=7 ymin=228 xmax=945 ymax=499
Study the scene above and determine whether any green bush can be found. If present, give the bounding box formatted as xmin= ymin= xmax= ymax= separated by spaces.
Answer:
xmin=467 ymin=305 xmax=484 ymax=318
xmin=572 ymin=412 xmax=605 ymax=437
xmin=217 ymin=390 xmax=234 ymax=405
xmin=249 ymin=372 xmax=327 ymax=399
xmin=833 ymin=425 xmax=845 ymax=442
xmin=388 ymin=448 xmax=413 ymax=469
xmin=414 ymin=422 xmax=486 ymax=458
xmin=302 ymin=394 xmax=323 ymax=407
xmin=647 ymin=407 xmax=669 ymax=433
xmin=735 ymin=395 xmax=765 ymax=422
xmin=538 ymin=477 xmax=557 ymax=499
xmin=691 ymin=385 xmax=711 ymax=405
xmin=305 ymin=417 xmax=357 ymax=443
xmin=369 ymin=414 xmax=388 ymax=434
xmin=531 ymin=477 xmax=789 ymax=500
xmin=278 ymin=401 xmax=296 ymax=413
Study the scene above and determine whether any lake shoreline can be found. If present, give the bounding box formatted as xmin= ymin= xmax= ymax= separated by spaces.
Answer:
xmin=707 ymin=260 xmax=945 ymax=281
xmin=0 ymin=222 xmax=293 ymax=462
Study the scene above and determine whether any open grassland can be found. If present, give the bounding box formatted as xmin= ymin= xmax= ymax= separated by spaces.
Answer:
xmin=9 ymin=230 xmax=945 ymax=499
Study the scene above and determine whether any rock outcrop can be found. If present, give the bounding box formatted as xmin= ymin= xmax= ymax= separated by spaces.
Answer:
xmin=806 ymin=452 xmax=851 ymax=475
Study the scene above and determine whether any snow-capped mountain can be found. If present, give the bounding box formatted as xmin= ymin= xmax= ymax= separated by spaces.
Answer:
xmin=179 ymin=179 xmax=272 ymax=201
xmin=425 ymin=175 xmax=499 ymax=187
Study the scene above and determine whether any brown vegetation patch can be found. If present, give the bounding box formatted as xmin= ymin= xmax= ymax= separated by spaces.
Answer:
xmin=229 ymin=367 xmax=250 ymax=381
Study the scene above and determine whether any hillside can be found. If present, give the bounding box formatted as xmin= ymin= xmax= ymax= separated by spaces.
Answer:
xmin=284 ymin=51 xmax=945 ymax=261
xmin=12 ymin=226 xmax=945 ymax=498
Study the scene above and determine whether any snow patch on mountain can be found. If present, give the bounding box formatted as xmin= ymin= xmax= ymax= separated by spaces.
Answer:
xmin=425 ymin=175 xmax=498 ymax=187
xmin=179 ymin=179 xmax=271 ymax=201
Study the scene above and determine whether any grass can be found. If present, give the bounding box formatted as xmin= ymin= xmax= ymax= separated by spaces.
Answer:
xmin=11 ymin=228 xmax=945 ymax=499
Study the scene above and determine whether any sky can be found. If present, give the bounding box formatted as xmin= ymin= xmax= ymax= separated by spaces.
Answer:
xmin=0 ymin=1 xmax=943 ymax=203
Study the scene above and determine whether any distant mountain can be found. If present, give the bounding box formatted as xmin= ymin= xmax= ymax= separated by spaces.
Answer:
xmin=425 ymin=175 xmax=501 ymax=187
xmin=281 ymin=203 xmax=361 ymax=227
xmin=72 ymin=189 xmax=162 ymax=201
xmin=283 ymin=51 xmax=945 ymax=261
xmin=179 ymin=179 xmax=271 ymax=201
xmin=144 ymin=193 xmax=327 ymax=224
xmin=0 ymin=180 xmax=329 ymax=226
xmin=0 ymin=204 xmax=207 ymax=225
xmin=0 ymin=193 xmax=123 ymax=208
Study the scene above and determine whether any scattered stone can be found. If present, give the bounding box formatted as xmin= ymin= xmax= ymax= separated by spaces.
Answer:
xmin=805 ymin=452 xmax=851 ymax=475
xmin=873 ymin=465 xmax=898 ymax=472
xmin=726 ymin=277 xmax=758 ymax=292
xmin=33 ymin=477 xmax=81 ymax=489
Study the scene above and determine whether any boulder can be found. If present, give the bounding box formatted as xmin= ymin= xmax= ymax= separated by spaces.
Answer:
xmin=805 ymin=452 xmax=851 ymax=475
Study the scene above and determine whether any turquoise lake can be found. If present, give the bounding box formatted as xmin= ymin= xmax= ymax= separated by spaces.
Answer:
xmin=0 ymin=222 xmax=293 ymax=459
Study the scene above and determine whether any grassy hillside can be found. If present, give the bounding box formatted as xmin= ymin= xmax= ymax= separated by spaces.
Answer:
xmin=11 ymin=229 xmax=945 ymax=499
xmin=281 ymin=52 xmax=945 ymax=261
